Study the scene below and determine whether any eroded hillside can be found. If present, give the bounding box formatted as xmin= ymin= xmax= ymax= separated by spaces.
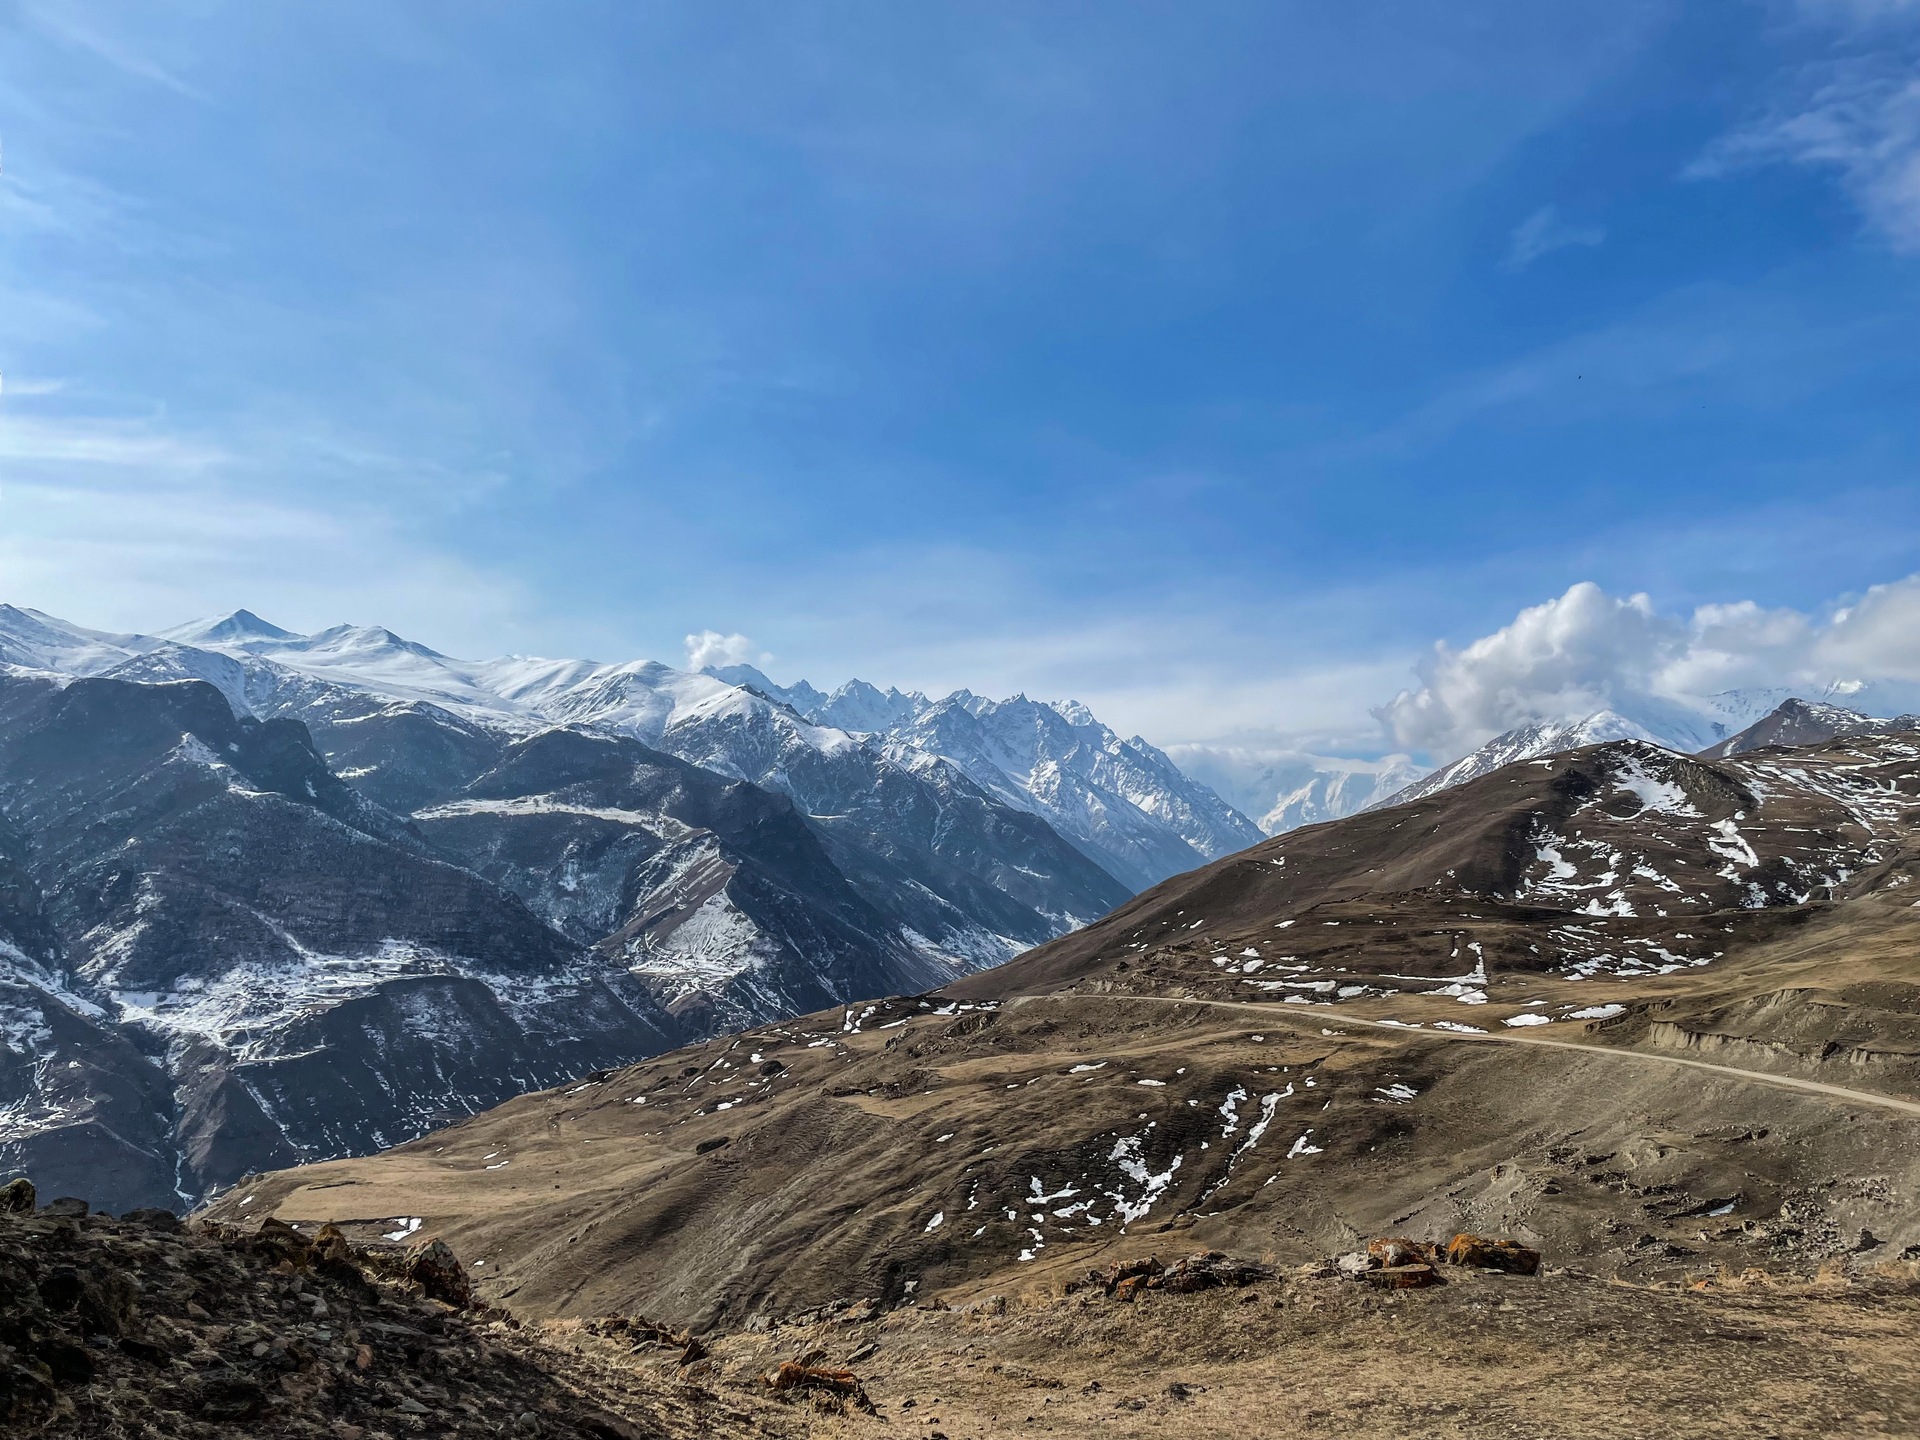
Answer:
xmin=205 ymin=734 xmax=1920 ymax=1331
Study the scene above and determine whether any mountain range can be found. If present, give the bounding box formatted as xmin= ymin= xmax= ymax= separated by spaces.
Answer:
xmin=0 ymin=603 xmax=1264 ymax=1210
xmin=8 ymin=596 xmax=1919 ymax=1216
xmin=217 ymin=714 xmax=1920 ymax=1363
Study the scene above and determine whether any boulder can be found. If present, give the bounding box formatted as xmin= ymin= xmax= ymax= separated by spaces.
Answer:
xmin=0 ymin=1177 xmax=34 ymax=1213
xmin=1102 ymin=1255 xmax=1164 ymax=1296
xmin=1367 ymin=1236 xmax=1431 ymax=1269
xmin=1156 ymin=1251 xmax=1276 ymax=1293
xmin=1442 ymin=1234 xmax=1540 ymax=1275
xmin=764 ymin=1361 xmax=877 ymax=1414
xmin=404 ymin=1237 xmax=474 ymax=1308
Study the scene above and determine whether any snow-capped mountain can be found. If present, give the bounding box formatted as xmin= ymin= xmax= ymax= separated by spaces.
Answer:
xmin=0 ymin=661 xmax=1100 ymax=1211
xmin=1163 ymin=745 xmax=1429 ymax=835
xmin=0 ymin=605 xmax=163 ymax=676
xmin=1366 ymin=686 xmax=1915 ymax=813
xmin=1702 ymin=698 xmax=1920 ymax=758
xmin=0 ymin=671 xmax=679 ymax=1209
xmin=79 ymin=619 xmax=1133 ymax=967
xmin=1370 ymin=711 xmax=1692 ymax=810
xmin=0 ymin=606 xmax=1188 ymax=1206
xmin=704 ymin=673 xmax=1263 ymax=892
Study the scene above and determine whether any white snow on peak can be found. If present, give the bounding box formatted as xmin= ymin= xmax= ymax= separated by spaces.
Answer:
xmin=1372 ymin=710 xmax=1693 ymax=811
xmin=0 ymin=605 xmax=164 ymax=676
xmin=1169 ymin=746 xmax=1429 ymax=835
xmin=156 ymin=609 xmax=297 ymax=647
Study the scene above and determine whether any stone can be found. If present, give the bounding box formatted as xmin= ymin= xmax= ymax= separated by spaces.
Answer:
xmin=1334 ymin=1251 xmax=1373 ymax=1278
xmin=1156 ymin=1251 xmax=1275 ymax=1292
xmin=1442 ymin=1234 xmax=1541 ymax=1275
xmin=764 ymin=1361 xmax=878 ymax=1414
xmin=0 ymin=1177 xmax=35 ymax=1213
xmin=403 ymin=1238 xmax=473 ymax=1308
xmin=1101 ymin=1255 xmax=1164 ymax=1297
xmin=41 ymin=1196 xmax=90 ymax=1218
xmin=1367 ymin=1237 xmax=1430 ymax=1269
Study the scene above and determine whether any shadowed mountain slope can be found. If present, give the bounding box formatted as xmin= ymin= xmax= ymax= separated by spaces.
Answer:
xmin=212 ymin=728 xmax=1920 ymax=1339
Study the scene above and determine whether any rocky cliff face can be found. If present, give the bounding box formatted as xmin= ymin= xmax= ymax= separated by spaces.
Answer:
xmin=0 ymin=675 xmax=679 ymax=1211
xmin=0 ymin=664 xmax=1121 ymax=1213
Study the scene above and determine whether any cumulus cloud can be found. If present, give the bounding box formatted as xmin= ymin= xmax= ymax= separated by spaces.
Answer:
xmin=1375 ymin=584 xmax=1680 ymax=755
xmin=1502 ymin=205 xmax=1606 ymax=269
xmin=1821 ymin=573 xmax=1920 ymax=675
xmin=1373 ymin=577 xmax=1920 ymax=761
xmin=684 ymin=629 xmax=760 ymax=670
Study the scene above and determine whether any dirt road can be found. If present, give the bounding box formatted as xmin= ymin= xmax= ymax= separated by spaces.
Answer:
xmin=1010 ymin=990 xmax=1920 ymax=1117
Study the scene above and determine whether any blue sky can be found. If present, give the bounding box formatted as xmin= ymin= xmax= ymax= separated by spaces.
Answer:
xmin=3 ymin=1 xmax=1919 ymax=755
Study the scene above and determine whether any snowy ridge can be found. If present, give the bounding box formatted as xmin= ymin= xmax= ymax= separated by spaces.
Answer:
xmin=1168 ymin=746 xmax=1429 ymax=835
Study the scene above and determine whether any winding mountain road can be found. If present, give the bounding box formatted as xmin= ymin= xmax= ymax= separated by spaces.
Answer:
xmin=1009 ymin=991 xmax=1920 ymax=1119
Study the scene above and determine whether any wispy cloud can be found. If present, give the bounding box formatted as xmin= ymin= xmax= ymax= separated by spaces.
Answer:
xmin=1691 ymin=6 xmax=1920 ymax=250
xmin=0 ymin=376 xmax=67 ymax=397
xmin=23 ymin=4 xmax=205 ymax=100
xmin=0 ymin=412 xmax=533 ymax=654
xmin=1695 ymin=66 xmax=1920 ymax=250
xmin=1502 ymin=204 xmax=1605 ymax=269
xmin=0 ymin=413 xmax=225 ymax=469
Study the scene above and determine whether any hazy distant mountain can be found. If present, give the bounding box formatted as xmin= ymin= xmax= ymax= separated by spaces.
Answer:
xmin=1166 ymin=745 xmax=1429 ymax=835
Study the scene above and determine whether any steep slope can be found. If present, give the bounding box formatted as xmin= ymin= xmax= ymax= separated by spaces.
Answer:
xmin=879 ymin=692 xmax=1263 ymax=892
xmin=416 ymin=727 xmax=945 ymax=1034
xmin=92 ymin=614 xmax=1136 ymax=966
xmin=1702 ymin=697 xmax=1920 ymax=758
xmin=0 ymin=675 xmax=678 ymax=1211
xmin=705 ymin=663 xmax=1263 ymax=886
xmin=561 ymin=667 xmax=1133 ymax=957
xmin=1379 ymin=687 xmax=1920 ymax=813
xmin=0 ymin=606 xmax=161 ymax=677
xmin=99 ymin=637 xmax=1124 ymax=1004
xmin=220 ymin=727 xmax=1920 ymax=1334
xmin=714 ymin=675 xmax=1267 ymax=890
xmin=1368 ymin=710 xmax=1683 ymax=810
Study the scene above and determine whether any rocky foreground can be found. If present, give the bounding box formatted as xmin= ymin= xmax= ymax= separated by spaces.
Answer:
xmin=9 ymin=1169 xmax=1920 ymax=1439
xmin=0 ymin=1180 xmax=772 ymax=1439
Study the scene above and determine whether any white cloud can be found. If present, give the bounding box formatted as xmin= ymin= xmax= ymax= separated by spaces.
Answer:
xmin=1691 ymin=4 xmax=1920 ymax=251
xmin=1374 ymin=583 xmax=1682 ymax=756
xmin=24 ymin=3 xmax=205 ymax=100
xmin=684 ymin=630 xmax=760 ymax=670
xmin=1372 ymin=577 xmax=1920 ymax=762
xmin=0 ymin=376 xmax=67 ymax=397
xmin=1820 ymin=573 xmax=1920 ymax=676
xmin=1503 ymin=205 xmax=1605 ymax=269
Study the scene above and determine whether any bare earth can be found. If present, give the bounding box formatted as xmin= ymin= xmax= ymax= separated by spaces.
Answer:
xmin=197 ymin=735 xmax=1920 ymax=1436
